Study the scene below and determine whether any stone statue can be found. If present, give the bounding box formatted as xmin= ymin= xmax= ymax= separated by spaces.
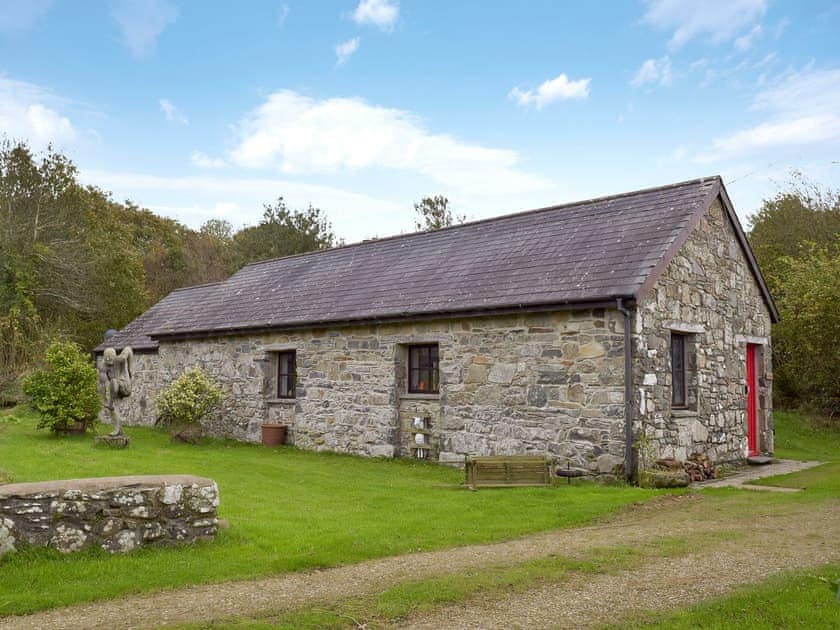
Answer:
xmin=100 ymin=346 xmax=134 ymax=436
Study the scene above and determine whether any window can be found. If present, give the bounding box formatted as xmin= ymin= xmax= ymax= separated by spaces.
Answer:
xmin=408 ymin=344 xmax=439 ymax=394
xmin=671 ymin=333 xmax=687 ymax=408
xmin=276 ymin=350 xmax=296 ymax=399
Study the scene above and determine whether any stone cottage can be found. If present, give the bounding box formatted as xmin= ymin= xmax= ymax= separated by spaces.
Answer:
xmin=96 ymin=176 xmax=777 ymax=478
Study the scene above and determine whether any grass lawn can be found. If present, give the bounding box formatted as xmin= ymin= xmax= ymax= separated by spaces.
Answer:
xmin=206 ymin=409 xmax=840 ymax=629
xmin=770 ymin=409 xmax=840 ymax=461
xmin=0 ymin=406 xmax=661 ymax=616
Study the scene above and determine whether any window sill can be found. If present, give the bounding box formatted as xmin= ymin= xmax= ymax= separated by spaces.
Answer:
xmin=266 ymin=398 xmax=296 ymax=405
xmin=400 ymin=393 xmax=440 ymax=401
xmin=671 ymin=408 xmax=698 ymax=418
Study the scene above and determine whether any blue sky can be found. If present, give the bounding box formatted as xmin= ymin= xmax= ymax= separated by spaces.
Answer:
xmin=1 ymin=0 xmax=839 ymax=242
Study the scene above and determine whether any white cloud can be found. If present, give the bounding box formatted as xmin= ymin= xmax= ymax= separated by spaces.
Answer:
xmin=751 ymin=67 xmax=840 ymax=115
xmin=508 ymin=73 xmax=591 ymax=109
xmin=159 ymin=98 xmax=188 ymax=125
xmin=229 ymin=90 xmax=551 ymax=195
xmin=0 ymin=0 xmax=53 ymax=32
xmin=734 ymin=24 xmax=763 ymax=51
xmin=698 ymin=67 xmax=840 ymax=161
xmin=277 ymin=3 xmax=290 ymax=26
xmin=631 ymin=57 xmax=673 ymax=87
xmin=0 ymin=76 xmax=77 ymax=146
xmin=111 ymin=0 xmax=178 ymax=58
xmin=335 ymin=37 xmax=360 ymax=65
xmin=706 ymin=116 xmax=840 ymax=158
xmin=352 ymin=0 xmax=398 ymax=31
xmin=754 ymin=53 xmax=777 ymax=69
xmin=80 ymin=169 xmax=409 ymax=240
xmin=642 ymin=0 xmax=767 ymax=50
xmin=191 ymin=150 xmax=225 ymax=169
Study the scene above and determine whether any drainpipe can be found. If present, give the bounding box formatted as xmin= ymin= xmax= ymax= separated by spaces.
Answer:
xmin=616 ymin=298 xmax=634 ymax=482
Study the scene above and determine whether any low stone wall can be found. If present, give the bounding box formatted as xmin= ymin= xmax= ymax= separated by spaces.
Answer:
xmin=0 ymin=475 xmax=219 ymax=555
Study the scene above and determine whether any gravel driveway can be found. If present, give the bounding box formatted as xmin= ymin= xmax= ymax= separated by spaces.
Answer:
xmin=1 ymin=491 xmax=837 ymax=629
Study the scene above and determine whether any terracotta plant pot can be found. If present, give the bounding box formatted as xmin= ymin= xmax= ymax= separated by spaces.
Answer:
xmin=261 ymin=423 xmax=287 ymax=446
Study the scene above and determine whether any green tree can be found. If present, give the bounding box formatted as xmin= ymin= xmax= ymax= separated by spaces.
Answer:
xmin=21 ymin=341 xmax=100 ymax=433
xmin=232 ymin=197 xmax=336 ymax=266
xmin=748 ymin=174 xmax=840 ymax=418
xmin=748 ymin=174 xmax=840 ymax=289
xmin=771 ymin=241 xmax=840 ymax=417
xmin=413 ymin=195 xmax=466 ymax=231
xmin=0 ymin=141 xmax=148 ymax=354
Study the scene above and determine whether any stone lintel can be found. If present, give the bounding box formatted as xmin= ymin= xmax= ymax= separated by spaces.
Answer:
xmin=734 ymin=334 xmax=769 ymax=345
xmin=261 ymin=344 xmax=297 ymax=352
xmin=663 ymin=321 xmax=706 ymax=334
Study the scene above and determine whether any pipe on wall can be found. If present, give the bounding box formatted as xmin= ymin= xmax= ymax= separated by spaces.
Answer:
xmin=616 ymin=298 xmax=634 ymax=481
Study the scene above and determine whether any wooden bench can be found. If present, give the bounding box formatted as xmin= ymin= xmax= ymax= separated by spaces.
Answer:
xmin=465 ymin=455 xmax=553 ymax=490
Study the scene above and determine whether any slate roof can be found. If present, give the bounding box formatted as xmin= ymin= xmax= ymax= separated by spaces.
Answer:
xmin=93 ymin=283 xmax=221 ymax=352
xmin=100 ymin=175 xmax=778 ymax=348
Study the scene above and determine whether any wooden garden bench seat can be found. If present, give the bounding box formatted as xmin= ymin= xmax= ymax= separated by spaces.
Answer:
xmin=465 ymin=455 xmax=553 ymax=490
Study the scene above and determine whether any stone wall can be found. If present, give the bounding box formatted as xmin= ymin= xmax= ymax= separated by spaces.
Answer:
xmin=0 ymin=475 xmax=218 ymax=555
xmin=634 ymin=198 xmax=774 ymax=465
xmin=118 ymin=310 xmax=627 ymax=472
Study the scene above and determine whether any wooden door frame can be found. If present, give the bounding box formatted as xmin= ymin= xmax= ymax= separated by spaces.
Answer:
xmin=746 ymin=343 xmax=759 ymax=456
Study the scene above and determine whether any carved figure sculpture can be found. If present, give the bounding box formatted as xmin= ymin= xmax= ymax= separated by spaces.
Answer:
xmin=100 ymin=346 xmax=133 ymax=436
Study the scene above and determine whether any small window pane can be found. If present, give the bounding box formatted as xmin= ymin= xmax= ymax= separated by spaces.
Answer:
xmin=671 ymin=335 xmax=686 ymax=407
xmin=408 ymin=344 xmax=439 ymax=394
xmin=277 ymin=351 xmax=296 ymax=399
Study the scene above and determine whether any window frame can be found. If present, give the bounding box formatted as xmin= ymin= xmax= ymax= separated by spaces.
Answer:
xmin=407 ymin=344 xmax=439 ymax=394
xmin=670 ymin=333 xmax=687 ymax=409
xmin=276 ymin=350 xmax=296 ymax=399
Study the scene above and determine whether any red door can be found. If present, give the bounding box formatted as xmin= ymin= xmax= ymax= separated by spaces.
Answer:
xmin=746 ymin=344 xmax=758 ymax=456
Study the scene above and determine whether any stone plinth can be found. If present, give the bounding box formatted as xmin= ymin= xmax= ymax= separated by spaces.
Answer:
xmin=0 ymin=475 xmax=219 ymax=556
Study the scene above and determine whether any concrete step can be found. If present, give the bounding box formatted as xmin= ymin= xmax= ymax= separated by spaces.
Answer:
xmin=747 ymin=455 xmax=773 ymax=465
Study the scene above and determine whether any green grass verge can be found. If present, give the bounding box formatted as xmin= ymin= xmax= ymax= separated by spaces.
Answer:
xmin=771 ymin=409 xmax=840 ymax=462
xmin=608 ymin=564 xmax=840 ymax=629
xmin=198 ymin=409 xmax=840 ymax=628
xmin=747 ymin=411 xmax=840 ymax=495
xmin=0 ymin=407 xmax=660 ymax=616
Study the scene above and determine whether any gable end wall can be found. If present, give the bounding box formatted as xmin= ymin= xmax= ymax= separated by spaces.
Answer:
xmin=634 ymin=198 xmax=773 ymax=465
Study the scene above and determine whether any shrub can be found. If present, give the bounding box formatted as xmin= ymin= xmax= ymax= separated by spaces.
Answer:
xmin=21 ymin=341 xmax=100 ymax=433
xmin=156 ymin=368 xmax=222 ymax=430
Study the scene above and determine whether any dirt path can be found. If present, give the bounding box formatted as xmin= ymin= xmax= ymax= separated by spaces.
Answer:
xmin=2 ymin=494 xmax=837 ymax=629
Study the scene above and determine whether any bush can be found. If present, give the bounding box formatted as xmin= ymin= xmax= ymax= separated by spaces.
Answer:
xmin=21 ymin=341 xmax=100 ymax=433
xmin=156 ymin=368 xmax=222 ymax=430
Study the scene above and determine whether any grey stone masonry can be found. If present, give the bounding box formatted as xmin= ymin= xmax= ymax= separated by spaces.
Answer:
xmin=0 ymin=475 xmax=218 ymax=555
xmin=634 ymin=199 xmax=773 ymax=466
xmin=112 ymin=310 xmax=628 ymax=473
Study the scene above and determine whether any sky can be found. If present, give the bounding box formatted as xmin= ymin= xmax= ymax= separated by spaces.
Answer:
xmin=1 ymin=0 xmax=839 ymax=242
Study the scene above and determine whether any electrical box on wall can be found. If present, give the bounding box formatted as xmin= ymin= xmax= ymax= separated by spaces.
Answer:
xmin=411 ymin=416 xmax=432 ymax=459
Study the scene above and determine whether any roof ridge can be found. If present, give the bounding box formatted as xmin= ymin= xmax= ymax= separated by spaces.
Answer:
xmin=169 ymin=281 xmax=224 ymax=294
xmin=242 ymin=175 xmax=722 ymax=269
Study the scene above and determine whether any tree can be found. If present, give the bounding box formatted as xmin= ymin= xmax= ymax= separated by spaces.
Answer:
xmin=0 ymin=142 xmax=146 ymax=390
xmin=413 ymin=195 xmax=466 ymax=231
xmin=747 ymin=174 xmax=840 ymax=418
xmin=232 ymin=197 xmax=336 ymax=266
xmin=748 ymin=173 xmax=840 ymax=290
xmin=771 ymin=241 xmax=840 ymax=417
